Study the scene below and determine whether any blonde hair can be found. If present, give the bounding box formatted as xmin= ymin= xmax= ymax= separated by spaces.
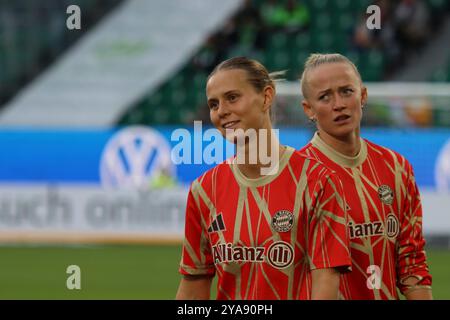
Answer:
xmin=300 ymin=53 xmax=362 ymax=98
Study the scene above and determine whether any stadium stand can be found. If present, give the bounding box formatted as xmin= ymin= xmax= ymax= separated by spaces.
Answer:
xmin=116 ymin=0 xmax=449 ymax=126
xmin=0 ymin=0 xmax=124 ymax=108
xmin=0 ymin=0 xmax=242 ymax=127
xmin=0 ymin=0 xmax=448 ymax=127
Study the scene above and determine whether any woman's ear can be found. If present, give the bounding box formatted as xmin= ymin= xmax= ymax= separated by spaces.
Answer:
xmin=262 ymin=85 xmax=275 ymax=112
xmin=361 ymin=85 xmax=368 ymax=107
xmin=302 ymin=99 xmax=315 ymax=120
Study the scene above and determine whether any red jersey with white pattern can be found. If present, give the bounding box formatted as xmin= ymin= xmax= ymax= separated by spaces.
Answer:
xmin=300 ymin=132 xmax=432 ymax=300
xmin=179 ymin=146 xmax=351 ymax=300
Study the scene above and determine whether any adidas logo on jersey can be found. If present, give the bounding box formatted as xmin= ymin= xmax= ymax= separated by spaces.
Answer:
xmin=208 ymin=214 xmax=226 ymax=233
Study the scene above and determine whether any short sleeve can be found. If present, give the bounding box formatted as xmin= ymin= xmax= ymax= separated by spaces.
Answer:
xmin=179 ymin=184 xmax=216 ymax=276
xmin=308 ymin=171 xmax=352 ymax=272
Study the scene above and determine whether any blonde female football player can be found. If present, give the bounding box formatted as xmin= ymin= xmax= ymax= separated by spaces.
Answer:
xmin=176 ymin=57 xmax=351 ymax=300
xmin=299 ymin=53 xmax=432 ymax=300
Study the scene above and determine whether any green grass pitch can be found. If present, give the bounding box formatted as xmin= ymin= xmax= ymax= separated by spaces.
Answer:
xmin=0 ymin=244 xmax=448 ymax=299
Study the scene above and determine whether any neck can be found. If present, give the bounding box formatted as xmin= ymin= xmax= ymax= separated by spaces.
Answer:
xmin=236 ymin=128 xmax=285 ymax=179
xmin=318 ymin=129 xmax=361 ymax=157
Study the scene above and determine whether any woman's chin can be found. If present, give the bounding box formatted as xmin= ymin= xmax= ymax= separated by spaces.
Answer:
xmin=323 ymin=126 xmax=358 ymax=140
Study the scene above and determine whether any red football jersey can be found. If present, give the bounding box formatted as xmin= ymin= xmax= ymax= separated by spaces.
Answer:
xmin=179 ymin=146 xmax=351 ymax=300
xmin=300 ymin=132 xmax=432 ymax=300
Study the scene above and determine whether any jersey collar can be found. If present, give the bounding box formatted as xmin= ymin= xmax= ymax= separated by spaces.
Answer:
xmin=311 ymin=131 xmax=367 ymax=168
xmin=231 ymin=146 xmax=295 ymax=188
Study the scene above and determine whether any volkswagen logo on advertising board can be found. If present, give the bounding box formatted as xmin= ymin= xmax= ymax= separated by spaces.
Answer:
xmin=100 ymin=126 xmax=175 ymax=189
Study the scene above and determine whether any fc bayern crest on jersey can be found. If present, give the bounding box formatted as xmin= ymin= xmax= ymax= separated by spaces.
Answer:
xmin=378 ymin=185 xmax=394 ymax=205
xmin=271 ymin=210 xmax=294 ymax=233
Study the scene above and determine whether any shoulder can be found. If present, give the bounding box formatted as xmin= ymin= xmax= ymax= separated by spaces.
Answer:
xmin=364 ymin=139 xmax=413 ymax=171
xmin=290 ymin=151 xmax=344 ymax=205
xmin=289 ymin=149 xmax=323 ymax=168
xmin=298 ymin=141 xmax=315 ymax=155
xmin=189 ymin=159 xmax=234 ymax=194
xmin=290 ymin=149 xmax=340 ymax=185
xmin=298 ymin=140 xmax=325 ymax=164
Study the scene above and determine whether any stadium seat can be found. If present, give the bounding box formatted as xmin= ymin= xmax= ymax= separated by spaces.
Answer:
xmin=360 ymin=50 xmax=385 ymax=81
xmin=153 ymin=106 xmax=170 ymax=124
xmin=294 ymin=32 xmax=311 ymax=51
xmin=430 ymin=69 xmax=449 ymax=82
xmin=427 ymin=0 xmax=447 ymax=10
xmin=311 ymin=12 xmax=332 ymax=31
xmin=346 ymin=51 xmax=361 ymax=69
xmin=265 ymin=49 xmax=290 ymax=72
xmin=148 ymin=90 xmax=164 ymax=108
xmin=337 ymin=12 xmax=354 ymax=33
xmin=311 ymin=31 xmax=335 ymax=52
xmin=333 ymin=32 xmax=350 ymax=53
xmin=355 ymin=0 xmax=372 ymax=13
xmin=333 ymin=0 xmax=352 ymax=12
xmin=267 ymin=32 xmax=289 ymax=51
xmin=308 ymin=0 xmax=330 ymax=13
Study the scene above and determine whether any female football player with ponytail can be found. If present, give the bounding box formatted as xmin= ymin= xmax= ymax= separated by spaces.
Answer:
xmin=176 ymin=57 xmax=352 ymax=300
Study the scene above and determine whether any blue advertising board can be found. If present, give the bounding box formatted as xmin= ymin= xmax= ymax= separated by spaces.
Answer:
xmin=0 ymin=126 xmax=448 ymax=189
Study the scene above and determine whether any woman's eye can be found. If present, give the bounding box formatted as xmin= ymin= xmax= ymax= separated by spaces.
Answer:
xmin=319 ymin=94 xmax=328 ymax=100
xmin=344 ymin=88 xmax=354 ymax=95
xmin=209 ymin=102 xmax=218 ymax=110
xmin=229 ymin=95 xmax=237 ymax=101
